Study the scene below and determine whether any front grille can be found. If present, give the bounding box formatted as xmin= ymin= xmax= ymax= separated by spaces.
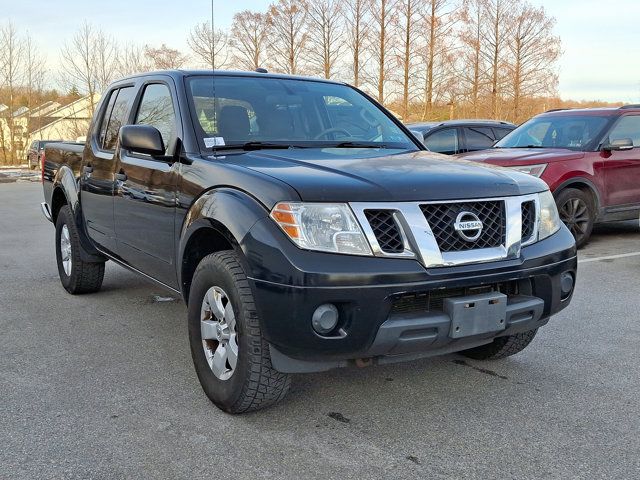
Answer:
xmin=390 ymin=282 xmax=519 ymax=315
xmin=521 ymin=201 xmax=536 ymax=242
xmin=364 ymin=209 xmax=404 ymax=253
xmin=420 ymin=201 xmax=505 ymax=252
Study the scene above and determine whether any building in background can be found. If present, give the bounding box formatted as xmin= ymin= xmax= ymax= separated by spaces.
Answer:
xmin=0 ymin=94 xmax=98 ymax=164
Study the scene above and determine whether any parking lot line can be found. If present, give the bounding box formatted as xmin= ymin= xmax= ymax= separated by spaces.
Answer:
xmin=578 ymin=251 xmax=640 ymax=264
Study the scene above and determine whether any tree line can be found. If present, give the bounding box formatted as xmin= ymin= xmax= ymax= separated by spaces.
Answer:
xmin=0 ymin=0 xmax=599 ymax=164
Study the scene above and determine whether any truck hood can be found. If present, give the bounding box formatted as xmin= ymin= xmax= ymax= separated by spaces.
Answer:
xmin=221 ymin=148 xmax=548 ymax=202
xmin=456 ymin=148 xmax=585 ymax=166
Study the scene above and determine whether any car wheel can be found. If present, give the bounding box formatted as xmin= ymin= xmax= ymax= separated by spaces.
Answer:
xmin=555 ymin=188 xmax=594 ymax=249
xmin=188 ymin=251 xmax=291 ymax=414
xmin=55 ymin=205 xmax=105 ymax=294
xmin=460 ymin=329 xmax=538 ymax=360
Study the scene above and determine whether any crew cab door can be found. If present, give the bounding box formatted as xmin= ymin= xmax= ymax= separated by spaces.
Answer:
xmin=600 ymin=115 xmax=640 ymax=208
xmin=80 ymin=85 xmax=136 ymax=255
xmin=113 ymin=80 xmax=180 ymax=287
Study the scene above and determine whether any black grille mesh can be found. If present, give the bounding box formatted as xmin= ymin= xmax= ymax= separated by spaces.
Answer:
xmin=521 ymin=201 xmax=536 ymax=242
xmin=364 ymin=210 xmax=404 ymax=253
xmin=391 ymin=282 xmax=519 ymax=314
xmin=420 ymin=201 xmax=505 ymax=252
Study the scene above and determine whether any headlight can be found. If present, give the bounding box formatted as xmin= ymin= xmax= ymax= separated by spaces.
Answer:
xmin=538 ymin=190 xmax=561 ymax=240
xmin=270 ymin=202 xmax=372 ymax=255
xmin=509 ymin=164 xmax=547 ymax=177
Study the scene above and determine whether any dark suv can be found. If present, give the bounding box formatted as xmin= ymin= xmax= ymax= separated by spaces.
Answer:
xmin=27 ymin=140 xmax=61 ymax=170
xmin=459 ymin=106 xmax=640 ymax=247
xmin=407 ymin=120 xmax=516 ymax=155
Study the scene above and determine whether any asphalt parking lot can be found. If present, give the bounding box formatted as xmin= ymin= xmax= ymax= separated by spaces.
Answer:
xmin=1 ymin=181 xmax=639 ymax=479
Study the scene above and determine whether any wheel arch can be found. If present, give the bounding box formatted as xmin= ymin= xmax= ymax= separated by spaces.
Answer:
xmin=51 ymin=165 xmax=80 ymax=221
xmin=552 ymin=177 xmax=602 ymax=218
xmin=178 ymin=188 xmax=269 ymax=303
xmin=51 ymin=166 xmax=105 ymax=263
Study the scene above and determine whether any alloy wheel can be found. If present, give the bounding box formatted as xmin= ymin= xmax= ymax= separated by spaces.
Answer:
xmin=200 ymin=286 xmax=238 ymax=381
xmin=558 ymin=197 xmax=590 ymax=243
xmin=60 ymin=224 xmax=72 ymax=276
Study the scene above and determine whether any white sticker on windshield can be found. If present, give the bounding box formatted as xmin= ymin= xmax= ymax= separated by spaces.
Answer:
xmin=204 ymin=137 xmax=226 ymax=148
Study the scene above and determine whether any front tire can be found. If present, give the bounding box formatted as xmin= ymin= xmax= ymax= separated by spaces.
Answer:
xmin=460 ymin=329 xmax=538 ymax=360
xmin=55 ymin=205 xmax=105 ymax=294
xmin=555 ymin=188 xmax=594 ymax=248
xmin=188 ymin=251 xmax=291 ymax=413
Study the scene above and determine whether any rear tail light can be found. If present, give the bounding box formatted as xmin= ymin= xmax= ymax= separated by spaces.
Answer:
xmin=40 ymin=151 xmax=45 ymax=183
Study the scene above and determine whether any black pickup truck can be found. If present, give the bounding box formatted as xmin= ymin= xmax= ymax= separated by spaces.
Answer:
xmin=41 ymin=70 xmax=577 ymax=413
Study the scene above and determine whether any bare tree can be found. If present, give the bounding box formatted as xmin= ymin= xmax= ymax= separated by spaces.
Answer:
xmin=481 ymin=0 xmax=515 ymax=118
xmin=230 ymin=10 xmax=269 ymax=71
xmin=459 ymin=0 xmax=486 ymax=116
xmin=507 ymin=2 xmax=560 ymax=121
xmin=394 ymin=0 xmax=421 ymax=119
xmin=143 ymin=44 xmax=190 ymax=70
xmin=420 ymin=0 xmax=458 ymax=119
xmin=344 ymin=0 xmax=370 ymax=87
xmin=116 ymin=43 xmax=152 ymax=77
xmin=23 ymin=33 xmax=47 ymax=144
xmin=188 ymin=22 xmax=230 ymax=69
xmin=59 ymin=22 xmax=118 ymax=115
xmin=93 ymin=31 xmax=118 ymax=92
xmin=267 ymin=0 xmax=309 ymax=75
xmin=24 ymin=34 xmax=46 ymax=109
xmin=369 ymin=0 xmax=395 ymax=103
xmin=0 ymin=22 xmax=25 ymax=163
xmin=306 ymin=0 xmax=344 ymax=79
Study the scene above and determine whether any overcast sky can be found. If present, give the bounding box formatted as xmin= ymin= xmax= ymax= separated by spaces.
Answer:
xmin=6 ymin=0 xmax=640 ymax=102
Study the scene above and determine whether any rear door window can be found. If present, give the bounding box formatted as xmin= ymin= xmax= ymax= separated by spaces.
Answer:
xmin=607 ymin=116 xmax=640 ymax=147
xmin=493 ymin=127 xmax=513 ymax=140
xmin=101 ymin=86 xmax=135 ymax=151
xmin=424 ymin=128 xmax=459 ymax=154
xmin=463 ymin=127 xmax=496 ymax=152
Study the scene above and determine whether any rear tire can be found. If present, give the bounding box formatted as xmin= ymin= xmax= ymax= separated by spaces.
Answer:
xmin=555 ymin=188 xmax=594 ymax=249
xmin=460 ymin=329 xmax=538 ymax=360
xmin=188 ymin=251 xmax=291 ymax=413
xmin=55 ymin=205 xmax=105 ymax=294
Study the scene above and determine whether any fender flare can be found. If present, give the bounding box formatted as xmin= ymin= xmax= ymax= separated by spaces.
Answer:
xmin=52 ymin=165 xmax=80 ymax=216
xmin=51 ymin=165 xmax=105 ymax=262
xmin=177 ymin=188 xmax=270 ymax=294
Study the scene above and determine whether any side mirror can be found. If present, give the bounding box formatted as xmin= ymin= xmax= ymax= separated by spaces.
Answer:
xmin=603 ymin=137 xmax=634 ymax=151
xmin=119 ymin=125 xmax=165 ymax=156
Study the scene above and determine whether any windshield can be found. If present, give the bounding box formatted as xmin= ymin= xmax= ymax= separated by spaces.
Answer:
xmin=496 ymin=115 xmax=610 ymax=150
xmin=186 ymin=75 xmax=417 ymax=150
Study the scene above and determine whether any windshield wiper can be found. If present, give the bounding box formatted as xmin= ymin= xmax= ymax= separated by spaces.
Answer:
xmin=331 ymin=141 xmax=388 ymax=148
xmin=212 ymin=141 xmax=304 ymax=151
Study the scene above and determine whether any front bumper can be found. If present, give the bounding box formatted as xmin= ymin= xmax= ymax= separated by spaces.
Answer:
xmin=242 ymin=218 xmax=577 ymax=373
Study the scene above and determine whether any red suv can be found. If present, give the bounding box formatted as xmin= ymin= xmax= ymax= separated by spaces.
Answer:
xmin=458 ymin=106 xmax=640 ymax=247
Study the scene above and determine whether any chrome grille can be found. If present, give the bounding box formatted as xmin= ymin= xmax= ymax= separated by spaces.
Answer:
xmin=420 ymin=201 xmax=505 ymax=252
xmin=364 ymin=210 xmax=404 ymax=253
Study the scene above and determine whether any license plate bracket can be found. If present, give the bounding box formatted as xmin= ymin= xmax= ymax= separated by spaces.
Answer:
xmin=444 ymin=291 xmax=507 ymax=338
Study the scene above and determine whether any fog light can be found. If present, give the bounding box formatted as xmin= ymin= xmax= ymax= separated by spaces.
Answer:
xmin=312 ymin=304 xmax=339 ymax=335
xmin=560 ymin=272 xmax=574 ymax=299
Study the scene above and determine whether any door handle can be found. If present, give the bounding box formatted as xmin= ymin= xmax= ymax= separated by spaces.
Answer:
xmin=115 ymin=171 xmax=128 ymax=182
xmin=83 ymin=165 xmax=93 ymax=174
